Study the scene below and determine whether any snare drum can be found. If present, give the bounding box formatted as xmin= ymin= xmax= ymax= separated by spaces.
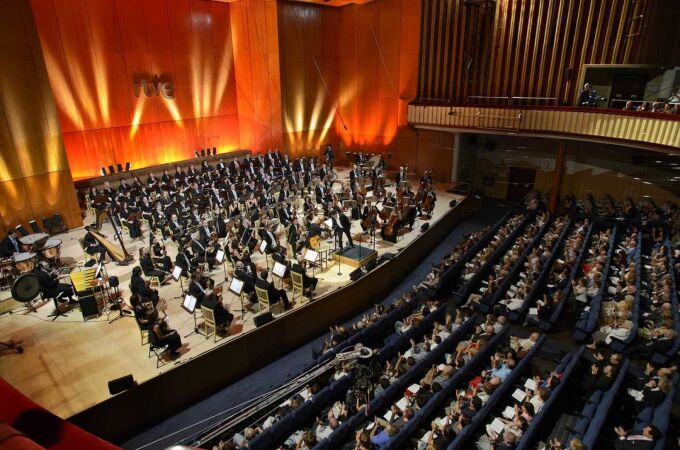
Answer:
xmin=41 ymin=238 xmax=62 ymax=264
xmin=14 ymin=252 xmax=36 ymax=273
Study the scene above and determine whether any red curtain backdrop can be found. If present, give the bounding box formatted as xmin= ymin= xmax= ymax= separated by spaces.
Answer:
xmin=30 ymin=0 xmax=240 ymax=181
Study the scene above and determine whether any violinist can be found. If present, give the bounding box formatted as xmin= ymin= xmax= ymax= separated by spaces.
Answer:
xmin=215 ymin=211 xmax=228 ymax=238
xmin=175 ymin=243 xmax=194 ymax=276
xmin=292 ymin=256 xmax=318 ymax=294
xmin=152 ymin=238 xmax=173 ymax=273
xmin=234 ymin=261 xmax=257 ymax=304
xmin=130 ymin=266 xmax=160 ymax=306
xmin=131 ymin=294 xmax=158 ymax=331
xmin=150 ymin=316 xmax=182 ymax=357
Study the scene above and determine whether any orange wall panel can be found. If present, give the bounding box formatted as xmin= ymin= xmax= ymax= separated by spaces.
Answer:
xmin=30 ymin=0 xmax=240 ymax=180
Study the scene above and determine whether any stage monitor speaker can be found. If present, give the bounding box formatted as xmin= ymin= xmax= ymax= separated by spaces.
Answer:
xmin=108 ymin=374 xmax=135 ymax=395
xmin=420 ymin=223 xmax=430 ymax=232
xmin=350 ymin=267 xmax=364 ymax=281
xmin=365 ymin=259 xmax=377 ymax=272
xmin=254 ymin=312 xmax=273 ymax=327
xmin=449 ymin=199 xmax=458 ymax=207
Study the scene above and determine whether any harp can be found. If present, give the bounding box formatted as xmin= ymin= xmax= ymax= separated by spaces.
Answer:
xmin=86 ymin=203 xmax=134 ymax=265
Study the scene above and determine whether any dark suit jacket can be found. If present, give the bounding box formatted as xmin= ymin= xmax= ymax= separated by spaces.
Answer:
xmin=131 ymin=275 xmax=153 ymax=298
xmin=188 ymin=280 xmax=206 ymax=304
xmin=0 ymin=236 xmax=19 ymax=257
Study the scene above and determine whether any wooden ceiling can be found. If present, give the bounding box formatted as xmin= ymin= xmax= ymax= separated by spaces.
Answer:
xmin=211 ymin=0 xmax=374 ymax=6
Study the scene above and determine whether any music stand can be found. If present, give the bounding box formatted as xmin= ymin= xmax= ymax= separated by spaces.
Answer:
xmin=304 ymin=248 xmax=319 ymax=281
xmin=216 ymin=249 xmax=227 ymax=281
xmin=171 ymin=265 xmax=184 ymax=299
xmin=272 ymin=261 xmax=287 ymax=289
xmin=228 ymin=278 xmax=245 ymax=315
xmin=259 ymin=240 xmax=270 ymax=268
xmin=182 ymin=294 xmax=204 ymax=338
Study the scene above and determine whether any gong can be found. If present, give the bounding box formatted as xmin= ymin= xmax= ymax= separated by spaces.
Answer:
xmin=11 ymin=273 xmax=41 ymax=303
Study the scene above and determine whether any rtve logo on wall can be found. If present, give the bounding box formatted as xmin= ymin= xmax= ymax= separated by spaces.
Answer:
xmin=133 ymin=75 xmax=175 ymax=99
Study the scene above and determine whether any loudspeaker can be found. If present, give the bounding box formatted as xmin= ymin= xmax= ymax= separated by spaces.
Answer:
xmin=381 ymin=252 xmax=396 ymax=261
xmin=254 ymin=312 xmax=273 ymax=327
xmin=365 ymin=258 xmax=377 ymax=272
xmin=108 ymin=374 xmax=135 ymax=395
xmin=449 ymin=199 xmax=458 ymax=207
xmin=349 ymin=267 xmax=364 ymax=281
xmin=109 ymin=276 xmax=119 ymax=288
xmin=420 ymin=223 xmax=430 ymax=232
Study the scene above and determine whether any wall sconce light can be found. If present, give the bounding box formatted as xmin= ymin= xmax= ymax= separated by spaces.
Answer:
xmin=195 ymin=151 xmax=200 ymax=158
xmin=100 ymin=167 xmax=107 ymax=177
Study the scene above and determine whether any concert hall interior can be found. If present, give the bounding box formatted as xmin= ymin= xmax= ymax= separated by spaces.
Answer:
xmin=0 ymin=1 xmax=680 ymax=450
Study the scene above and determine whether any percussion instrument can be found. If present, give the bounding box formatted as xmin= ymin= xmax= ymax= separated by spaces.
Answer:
xmin=19 ymin=233 xmax=49 ymax=246
xmin=0 ymin=257 xmax=16 ymax=290
xmin=14 ymin=252 xmax=36 ymax=273
xmin=11 ymin=272 xmax=41 ymax=303
xmin=41 ymin=239 xmax=62 ymax=265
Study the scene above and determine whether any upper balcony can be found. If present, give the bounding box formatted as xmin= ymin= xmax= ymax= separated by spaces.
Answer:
xmin=408 ymin=99 xmax=680 ymax=152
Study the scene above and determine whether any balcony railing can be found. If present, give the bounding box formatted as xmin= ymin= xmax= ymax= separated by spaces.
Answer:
xmin=407 ymin=103 xmax=680 ymax=150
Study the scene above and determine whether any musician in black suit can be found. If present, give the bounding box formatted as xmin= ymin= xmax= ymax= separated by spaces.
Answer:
xmin=256 ymin=269 xmax=291 ymax=309
xmin=323 ymin=143 xmax=334 ymax=169
xmin=83 ymin=231 xmax=107 ymax=262
xmin=130 ymin=266 xmax=159 ymax=306
xmin=395 ymin=167 xmax=406 ymax=185
xmin=292 ymin=257 xmax=318 ymax=294
xmin=234 ymin=261 xmax=256 ymax=304
xmin=34 ymin=261 xmax=74 ymax=302
xmin=202 ymin=291 xmax=233 ymax=329
xmin=0 ymin=229 xmax=21 ymax=257
xmin=288 ymin=217 xmax=304 ymax=257
xmin=139 ymin=248 xmax=169 ymax=282
xmin=188 ymin=272 xmax=209 ymax=306
xmin=259 ymin=224 xmax=279 ymax=254
xmin=332 ymin=210 xmax=354 ymax=249
xmin=175 ymin=245 xmax=194 ymax=276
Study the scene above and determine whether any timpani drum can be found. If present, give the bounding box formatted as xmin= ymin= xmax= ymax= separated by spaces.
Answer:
xmin=14 ymin=252 xmax=36 ymax=273
xmin=41 ymin=238 xmax=62 ymax=265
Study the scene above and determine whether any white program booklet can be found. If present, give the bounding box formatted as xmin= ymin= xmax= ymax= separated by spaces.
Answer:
xmin=502 ymin=405 xmax=516 ymax=420
xmin=524 ymin=378 xmax=537 ymax=391
xmin=512 ymin=388 xmax=527 ymax=403
xmin=490 ymin=418 xmax=505 ymax=435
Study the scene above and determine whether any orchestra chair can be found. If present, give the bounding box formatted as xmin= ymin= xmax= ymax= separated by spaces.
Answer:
xmin=200 ymin=305 xmax=219 ymax=342
xmin=41 ymin=216 xmax=53 ymax=234
xmin=255 ymin=286 xmax=283 ymax=315
xmin=51 ymin=213 xmax=67 ymax=233
xmin=78 ymin=237 xmax=90 ymax=262
xmin=137 ymin=321 xmax=149 ymax=346
xmin=146 ymin=275 xmax=160 ymax=287
xmin=85 ymin=193 xmax=95 ymax=217
xmin=147 ymin=329 xmax=169 ymax=368
xmin=290 ymin=271 xmax=304 ymax=302
xmin=14 ymin=224 xmax=29 ymax=237
xmin=28 ymin=220 xmax=41 ymax=234
xmin=119 ymin=218 xmax=132 ymax=239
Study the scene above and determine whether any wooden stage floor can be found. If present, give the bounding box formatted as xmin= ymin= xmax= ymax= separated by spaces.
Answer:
xmin=0 ymin=169 xmax=464 ymax=419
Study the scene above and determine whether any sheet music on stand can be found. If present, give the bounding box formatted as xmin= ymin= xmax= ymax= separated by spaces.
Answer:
xmin=323 ymin=219 xmax=333 ymax=229
xmin=259 ymin=240 xmax=268 ymax=254
xmin=182 ymin=295 xmax=197 ymax=314
xmin=229 ymin=278 xmax=244 ymax=295
xmin=171 ymin=265 xmax=183 ymax=281
xmin=272 ymin=261 xmax=287 ymax=278
xmin=304 ymin=248 xmax=319 ymax=265
xmin=216 ymin=249 xmax=225 ymax=264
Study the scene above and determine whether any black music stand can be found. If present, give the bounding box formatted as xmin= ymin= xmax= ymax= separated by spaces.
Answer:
xmin=228 ymin=278 xmax=245 ymax=315
xmin=171 ymin=265 xmax=185 ymax=300
xmin=182 ymin=294 xmax=204 ymax=338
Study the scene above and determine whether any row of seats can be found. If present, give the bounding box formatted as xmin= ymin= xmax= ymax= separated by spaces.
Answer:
xmin=609 ymin=230 xmax=643 ymax=352
xmin=573 ymin=223 xmax=620 ymax=341
xmin=653 ymin=241 xmax=680 ymax=364
xmin=632 ymin=373 xmax=679 ymax=450
xmin=444 ymin=334 xmax=546 ymax=450
xmin=539 ymin=222 xmax=594 ymax=331
xmin=514 ymin=346 xmax=586 ymax=450
xmin=479 ymin=214 xmax=566 ymax=318
xmin=310 ymin=316 xmax=480 ymax=450
xmin=437 ymin=209 xmax=515 ymax=295
xmin=315 ymin=289 xmax=425 ymax=363
xmin=507 ymin=216 xmax=575 ymax=321
xmin=560 ymin=358 xmax=631 ymax=447
xmin=453 ymin=212 xmax=538 ymax=305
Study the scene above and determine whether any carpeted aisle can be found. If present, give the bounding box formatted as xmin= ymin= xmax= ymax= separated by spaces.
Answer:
xmin=122 ymin=199 xmax=508 ymax=450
